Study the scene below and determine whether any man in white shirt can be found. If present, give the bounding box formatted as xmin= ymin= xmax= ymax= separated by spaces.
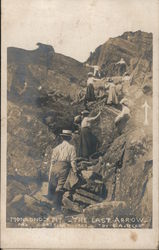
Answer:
xmin=48 ymin=130 xmax=77 ymax=210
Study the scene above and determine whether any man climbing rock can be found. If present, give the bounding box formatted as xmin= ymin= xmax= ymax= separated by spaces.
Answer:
xmin=48 ymin=130 xmax=78 ymax=211
xmin=79 ymin=110 xmax=101 ymax=159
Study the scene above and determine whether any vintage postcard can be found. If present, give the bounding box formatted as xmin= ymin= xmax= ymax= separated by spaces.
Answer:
xmin=1 ymin=0 xmax=159 ymax=249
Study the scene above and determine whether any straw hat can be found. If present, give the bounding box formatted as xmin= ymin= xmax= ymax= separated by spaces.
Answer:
xmin=60 ymin=130 xmax=72 ymax=137
xmin=88 ymin=72 xmax=93 ymax=77
xmin=81 ymin=110 xmax=90 ymax=115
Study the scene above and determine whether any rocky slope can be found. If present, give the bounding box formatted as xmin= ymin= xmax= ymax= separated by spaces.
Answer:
xmin=87 ymin=30 xmax=152 ymax=93
xmin=8 ymin=43 xmax=88 ymax=98
xmin=7 ymin=32 xmax=152 ymax=228
xmin=7 ymin=43 xmax=86 ymax=222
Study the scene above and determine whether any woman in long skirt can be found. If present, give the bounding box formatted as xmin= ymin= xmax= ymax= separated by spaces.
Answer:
xmin=105 ymin=79 xmax=118 ymax=105
xmin=79 ymin=110 xmax=101 ymax=159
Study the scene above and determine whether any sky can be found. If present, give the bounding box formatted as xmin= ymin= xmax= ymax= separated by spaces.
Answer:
xmin=3 ymin=0 xmax=159 ymax=62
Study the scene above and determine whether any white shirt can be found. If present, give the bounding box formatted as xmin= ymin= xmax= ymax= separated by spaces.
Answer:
xmin=87 ymin=77 xmax=94 ymax=86
xmin=123 ymin=75 xmax=131 ymax=81
xmin=93 ymin=66 xmax=99 ymax=75
xmin=116 ymin=58 xmax=126 ymax=64
xmin=49 ymin=141 xmax=77 ymax=180
xmin=51 ymin=140 xmax=76 ymax=163
xmin=94 ymin=65 xmax=99 ymax=70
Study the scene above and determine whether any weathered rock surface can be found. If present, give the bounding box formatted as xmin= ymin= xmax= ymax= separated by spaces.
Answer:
xmin=62 ymin=196 xmax=83 ymax=213
xmin=73 ymin=193 xmax=97 ymax=206
xmin=86 ymin=31 xmax=152 ymax=82
xmin=76 ymin=189 xmax=103 ymax=202
xmin=7 ymin=43 xmax=87 ymax=223
xmin=7 ymin=181 xmax=53 ymax=226
xmin=83 ymin=200 xmax=126 ymax=217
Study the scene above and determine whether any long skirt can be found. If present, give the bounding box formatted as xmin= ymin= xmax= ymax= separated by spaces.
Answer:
xmin=107 ymin=85 xmax=118 ymax=104
xmin=48 ymin=161 xmax=71 ymax=194
xmin=85 ymin=84 xmax=96 ymax=102
xmin=79 ymin=127 xmax=97 ymax=159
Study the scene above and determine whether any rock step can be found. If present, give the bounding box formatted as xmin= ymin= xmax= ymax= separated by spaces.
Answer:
xmin=62 ymin=196 xmax=83 ymax=213
xmin=83 ymin=200 xmax=127 ymax=217
xmin=33 ymin=192 xmax=52 ymax=205
xmin=76 ymin=189 xmax=103 ymax=202
xmin=73 ymin=193 xmax=97 ymax=205
xmin=81 ymin=181 xmax=105 ymax=196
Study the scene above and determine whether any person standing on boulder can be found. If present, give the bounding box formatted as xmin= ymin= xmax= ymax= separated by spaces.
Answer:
xmin=85 ymin=72 xmax=96 ymax=102
xmin=105 ymin=78 xmax=118 ymax=105
xmin=79 ymin=110 xmax=101 ymax=159
xmin=48 ymin=130 xmax=78 ymax=211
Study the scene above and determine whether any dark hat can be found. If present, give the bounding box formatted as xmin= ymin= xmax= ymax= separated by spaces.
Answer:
xmin=60 ymin=130 xmax=72 ymax=137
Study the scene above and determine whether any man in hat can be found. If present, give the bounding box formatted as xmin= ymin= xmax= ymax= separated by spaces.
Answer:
xmin=79 ymin=110 xmax=101 ymax=159
xmin=48 ymin=130 xmax=77 ymax=210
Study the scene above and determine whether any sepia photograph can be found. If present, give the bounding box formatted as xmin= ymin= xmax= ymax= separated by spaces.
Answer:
xmin=1 ymin=0 xmax=159 ymax=249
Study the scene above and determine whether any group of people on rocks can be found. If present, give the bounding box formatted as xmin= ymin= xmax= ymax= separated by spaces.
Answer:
xmin=72 ymin=71 xmax=126 ymax=108
xmin=47 ymin=69 xmax=131 ymax=212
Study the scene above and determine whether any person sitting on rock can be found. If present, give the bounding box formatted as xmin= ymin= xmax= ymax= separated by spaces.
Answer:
xmin=115 ymin=98 xmax=130 ymax=134
xmin=48 ymin=130 xmax=78 ymax=211
xmin=79 ymin=110 xmax=101 ymax=159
